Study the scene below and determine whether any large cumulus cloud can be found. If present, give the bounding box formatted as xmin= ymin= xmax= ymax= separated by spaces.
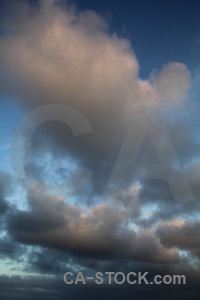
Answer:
xmin=0 ymin=0 xmax=194 ymax=197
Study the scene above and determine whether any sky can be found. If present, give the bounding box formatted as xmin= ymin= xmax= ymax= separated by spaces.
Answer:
xmin=0 ymin=0 xmax=200 ymax=299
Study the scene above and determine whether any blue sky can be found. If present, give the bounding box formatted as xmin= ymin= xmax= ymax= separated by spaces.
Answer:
xmin=0 ymin=99 xmax=24 ymax=172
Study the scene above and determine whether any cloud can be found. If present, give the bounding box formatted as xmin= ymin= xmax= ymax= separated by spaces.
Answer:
xmin=0 ymin=0 xmax=194 ymax=197
xmin=157 ymin=219 xmax=200 ymax=252
xmin=7 ymin=185 xmax=179 ymax=264
xmin=0 ymin=0 xmax=191 ymax=115
xmin=0 ymin=270 xmax=200 ymax=300
xmin=0 ymin=2 xmax=199 ymax=299
xmin=0 ymin=171 xmax=12 ymax=215
xmin=151 ymin=62 xmax=191 ymax=106
xmin=0 ymin=237 xmax=23 ymax=260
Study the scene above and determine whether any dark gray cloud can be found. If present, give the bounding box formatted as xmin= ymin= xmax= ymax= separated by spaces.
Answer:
xmin=0 ymin=237 xmax=23 ymax=260
xmin=0 ymin=271 xmax=200 ymax=300
xmin=6 ymin=185 xmax=179 ymax=264
xmin=0 ymin=171 xmax=11 ymax=215
xmin=157 ymin=219 xmax=200 ymax=253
